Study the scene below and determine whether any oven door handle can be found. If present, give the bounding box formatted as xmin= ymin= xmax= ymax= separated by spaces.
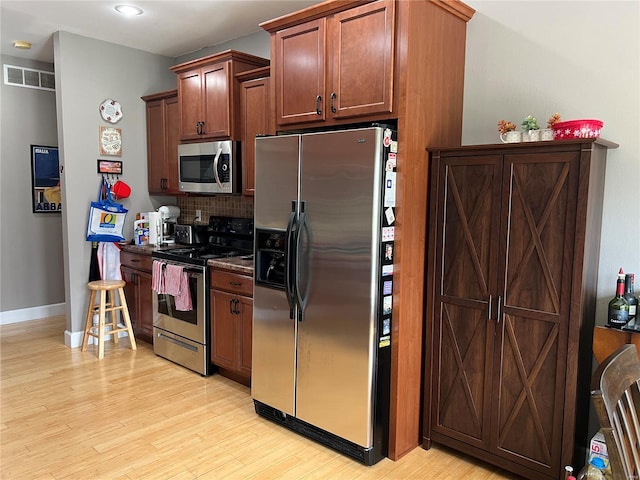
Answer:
xmin=212 ymin=145 xmax=224 ymax=190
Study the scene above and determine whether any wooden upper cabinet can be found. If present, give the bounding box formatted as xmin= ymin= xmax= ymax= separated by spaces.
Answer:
xmin=202 ymin=62 xmax=231 ymax=139
xmin=238 ymin=67 xmax=272 ymax=196
xmin=171 ymin=50 xmax=269 ymax=141
xmin=268 ymin=0 xmax=395 ymax=129
xmin=142 ymin=90 xmax=180 ymax=194
xmin=275 ymin=18 xmax=326 ymax=125
xmin=330 ymin=0 xmax=395 ymax=119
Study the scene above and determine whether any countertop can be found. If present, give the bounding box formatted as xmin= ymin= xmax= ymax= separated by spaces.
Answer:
xmin=208 ymin=257 xmax=254 ymax=275
xmin=118 ymin=242 xmax=254 ymax=275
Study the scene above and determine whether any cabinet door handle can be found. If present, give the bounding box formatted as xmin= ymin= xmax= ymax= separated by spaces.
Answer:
xmin=229 ymin=299 xmax=235 ymax=315
xmin=315 ymin=95 xmax=322 ymax=115
xmin=488 ymin=294 xmax=493 ymax=320
xmin=496 ymin=296 xmax=502 ymax=324
xmin=330 ymin=92 xmax=337 ymax=113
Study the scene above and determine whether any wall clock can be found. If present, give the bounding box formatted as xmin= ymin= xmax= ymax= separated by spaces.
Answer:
xmin=99 ymin=99 xmax=123 ymax=123
xmin=99 ymin=126 xmax=122 ymax=156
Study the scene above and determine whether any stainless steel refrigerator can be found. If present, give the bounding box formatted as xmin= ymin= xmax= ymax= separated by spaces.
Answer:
xmin=252 ymin=126 xmax=397 ymax=465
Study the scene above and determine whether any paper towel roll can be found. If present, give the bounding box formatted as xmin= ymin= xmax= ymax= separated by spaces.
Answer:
xmin=148 ymin=212 xmax=162 ymax=246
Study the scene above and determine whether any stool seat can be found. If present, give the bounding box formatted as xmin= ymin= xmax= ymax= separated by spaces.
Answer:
xmin=81 ymin=279 xmax=136 ymax=359
xmin=88 ymin=279 xmax=126 ymax=290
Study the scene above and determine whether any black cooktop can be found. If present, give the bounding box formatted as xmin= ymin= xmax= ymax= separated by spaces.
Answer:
xmin=152 ymin=216 xmax=253 ymax=267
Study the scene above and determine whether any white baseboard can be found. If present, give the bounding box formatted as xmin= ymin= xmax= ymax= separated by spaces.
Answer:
xmin=0 ymin=303 xmax=66 ymax=326
xmin=65 ymin=324 xmax=128 ymax=348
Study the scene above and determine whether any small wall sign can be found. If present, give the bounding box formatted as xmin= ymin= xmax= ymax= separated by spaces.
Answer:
xmin=99 ymin=126 xmax=122 ymax=156
xmin=97 ymin=159 xmax=123 ymax=175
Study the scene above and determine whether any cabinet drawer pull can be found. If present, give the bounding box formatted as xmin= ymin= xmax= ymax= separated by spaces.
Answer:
xmin=488 ymin=294 xmax=492 ymax=320
xmin=229 ymin=281 xmax=242 ymax=287
xmin=315 ymin=95 xmax=322 ymax=115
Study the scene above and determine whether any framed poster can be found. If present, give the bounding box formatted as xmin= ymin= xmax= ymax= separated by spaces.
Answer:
xmin=30 ymin=145 xmax=61 ymax=213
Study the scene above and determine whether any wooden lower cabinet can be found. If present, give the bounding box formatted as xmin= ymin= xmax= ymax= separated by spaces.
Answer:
xmin=423 ymin=139 xmax=617 ymax=480
xmin=210 ymin=269 xmax=253 ymax=383
xmin=120 ymin=250 xmax=154 ymax=344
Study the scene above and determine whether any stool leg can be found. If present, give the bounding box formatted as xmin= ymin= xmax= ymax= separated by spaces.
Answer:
xmin=98 ymin=289 xmax=107 ymax=359
xmin=117 ymin=287 xmax=137 ymax=351
xmin=81 ymin=290 xmax=97 ymax=352
xmin=107 ymin=289 xmax=119 ymax=345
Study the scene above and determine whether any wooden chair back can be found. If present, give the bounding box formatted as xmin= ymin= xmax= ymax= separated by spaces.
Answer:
xmin=591 ymin=343 xmax=640 ymax=479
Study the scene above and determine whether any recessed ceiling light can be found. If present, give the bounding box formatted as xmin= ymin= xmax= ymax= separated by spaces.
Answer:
xmin=114 ymin=5 xmax=143 ymax=16
xmin=13 ymin=40 xmax=32 ymax=49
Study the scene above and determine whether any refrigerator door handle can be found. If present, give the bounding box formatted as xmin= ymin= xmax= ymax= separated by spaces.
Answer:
xmin=285 ymin=201 xmax=297 ymax=320
xmin=295 ymin=203 xmax=308 ymax=321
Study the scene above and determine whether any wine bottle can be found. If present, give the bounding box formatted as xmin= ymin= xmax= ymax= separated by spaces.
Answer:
xmin=624 ymin=273 xmax=638 ymax=321
xmin=608 ymin=268 xmax=630 ymax=328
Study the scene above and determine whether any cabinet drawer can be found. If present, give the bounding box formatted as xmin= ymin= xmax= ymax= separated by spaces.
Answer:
xmin=210 ymin=270 xmax=253 ymax=297
xmin=120 ymin=251 xmax=152 ymax=272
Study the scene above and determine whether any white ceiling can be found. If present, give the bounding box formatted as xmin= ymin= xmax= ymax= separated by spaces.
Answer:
xmin=0 ymin=0 xmax=322 ymax=64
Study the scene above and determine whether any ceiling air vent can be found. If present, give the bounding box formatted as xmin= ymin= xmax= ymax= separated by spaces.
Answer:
xmin=3 ymin=64 xmax=55 ymax=91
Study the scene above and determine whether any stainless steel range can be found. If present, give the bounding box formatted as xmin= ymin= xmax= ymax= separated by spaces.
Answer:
xmin=151 ymin=216 xmax=253 ymax=375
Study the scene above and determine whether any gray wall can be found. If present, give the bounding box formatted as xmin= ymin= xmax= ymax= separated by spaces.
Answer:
xmin=53 ymin=32 xmax=175 ymax=346
xmin=463 ymin=0 xmax=640 ymax=323
xmin=0 ymin=54 xmax=64 ymax=320
xmin=175 ymin=30 xmax=270 ymax=63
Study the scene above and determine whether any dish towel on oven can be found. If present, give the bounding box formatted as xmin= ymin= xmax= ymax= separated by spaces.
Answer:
xmin=152 ymin=260 xmax=166 ymax=293
xmin=164 ymin=264 xmax=192 ymax=311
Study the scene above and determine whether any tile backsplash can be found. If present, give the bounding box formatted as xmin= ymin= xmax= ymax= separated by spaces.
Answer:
xmin=176 ymin=195 xmax=254 ymax=223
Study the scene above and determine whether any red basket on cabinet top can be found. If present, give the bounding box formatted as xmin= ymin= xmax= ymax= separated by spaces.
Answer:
xmin=552 ymin=119 xmax=603 ymax=140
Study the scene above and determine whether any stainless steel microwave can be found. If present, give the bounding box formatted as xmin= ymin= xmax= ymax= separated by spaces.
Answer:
xmin=178 ymin=141 xmax=241 ymax=195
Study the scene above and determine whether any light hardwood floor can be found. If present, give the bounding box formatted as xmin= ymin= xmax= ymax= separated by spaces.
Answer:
xmin=1 ymin=316 xmax=522 ymax=479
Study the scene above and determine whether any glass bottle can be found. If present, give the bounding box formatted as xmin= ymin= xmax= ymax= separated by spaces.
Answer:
xmin=608 ymin=268 xmax=630 ymax=328
xmin=565 ymin=465 xmax=576 ymax=480
xmin=624 ymin=273 xmax=638 ymax=321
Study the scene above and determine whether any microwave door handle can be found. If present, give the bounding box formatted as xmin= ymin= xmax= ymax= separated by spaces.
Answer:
xmin=212 ymin=146 xmax=223 ymax=189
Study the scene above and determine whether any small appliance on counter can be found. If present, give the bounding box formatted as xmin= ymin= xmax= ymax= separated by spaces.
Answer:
xmin=158 ymin=205 xmax=180 ymax=244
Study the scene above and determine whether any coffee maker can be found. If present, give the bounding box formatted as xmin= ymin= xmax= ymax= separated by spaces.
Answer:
xmin=158 ymin=205 xmax=180 ymax=244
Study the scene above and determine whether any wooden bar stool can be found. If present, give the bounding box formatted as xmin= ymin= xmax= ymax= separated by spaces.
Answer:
xmin=81 ymin=280 xmax=137 ymax=359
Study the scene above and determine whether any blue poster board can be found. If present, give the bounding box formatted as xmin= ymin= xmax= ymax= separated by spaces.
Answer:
xmin=31 ymin=145 xmax=61 ymax=213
